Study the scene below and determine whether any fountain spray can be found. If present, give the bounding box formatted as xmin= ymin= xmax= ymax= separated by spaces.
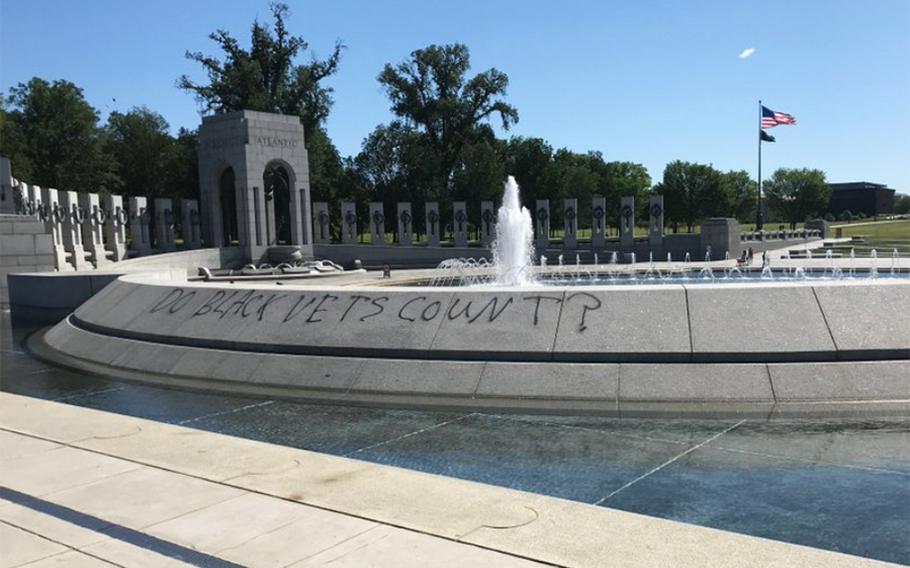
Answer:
xmin=491 ymin=176 xmax=536 ymax=286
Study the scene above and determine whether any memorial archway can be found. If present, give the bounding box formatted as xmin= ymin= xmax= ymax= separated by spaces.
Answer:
xmin=219 ymin=167 xmax=239 ymax=246
xmin=198 ymin=110 xmax=312 ymax=260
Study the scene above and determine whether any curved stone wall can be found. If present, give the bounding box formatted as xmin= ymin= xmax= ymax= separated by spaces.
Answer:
xmin=36 ymin=273 xmax=910 ymax=414
xmin=61 ymin=275 xmax=909 ymax=363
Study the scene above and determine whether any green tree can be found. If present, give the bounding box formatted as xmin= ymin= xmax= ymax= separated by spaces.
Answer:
xmin=4 ymin=78 xmax=117 ymax=191
xmin=0 ymin=100 xmax=33 ymax=181
xmin=503 ymin=137 xmax=553 ymax=208
xmin=179 ymin=2 xmax=345 ymax=203
xmin=722 ymin=170 xmax=758 ymax=222
xmin=105 ymin=107 xmax=177 ymax=199
xmin=893 ymin=194 xmax=910 ymax=215
xmin=168 ymin=128 xmax=200 ymax=200
xmin=178 ymin=2 xmax=344 ymax=136
xmin=351 ymin=121 xmax=436 ymax=237
xmin=547 ymin=150 xmax=601 ymax=230
xmin=452 ymin=130 xmax=506 ymax=206
xmin=763 ymin=168 xmax=831 ymax=229
xmin=603 ymin=161 xmax=651 ymax=229
xmin=377 ymin=43 xmax=518 ymax=202
xmin=653 ymin=161 xmax=723 ymax=232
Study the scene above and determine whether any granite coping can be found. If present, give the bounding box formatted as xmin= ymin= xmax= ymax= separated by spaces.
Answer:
xmin=32 ymin=319 xmax=910 ymax=416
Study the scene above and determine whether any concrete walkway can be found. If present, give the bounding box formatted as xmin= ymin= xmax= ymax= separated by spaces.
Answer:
xmin=0 ymin=392 xmax=897 ymax=567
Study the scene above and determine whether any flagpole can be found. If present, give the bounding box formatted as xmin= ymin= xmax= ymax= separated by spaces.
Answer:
xmin=756 ymin=99 xmax=763 ymax=231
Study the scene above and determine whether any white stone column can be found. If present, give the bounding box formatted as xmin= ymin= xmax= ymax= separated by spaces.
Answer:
xmin=452 ymin=201 xmax=468 ymax=247
xmin=535 ymin=200 xmax=550 ymax=252
xmin=59 ymin=190 xmax=90 ymax=270
xmin=563 ymin=198 xmax=578 ymax=250
xmin=397 ymin=202 xmax=413 ymax=246
xmin=649 ymin=195 xmax=664 ymax=250
xmin=25 ymin=185 xmax=43 ymax=217
xmin=620 ymin=196 xmax=635 ymax=251
xmin=154 ymin=198 xmax=176 ymax=251
xmin=288 ymin=182 xmax=305 ymax=246
xmin=480 ymin=201 xmax=495 ymax=246
xmin=591 ymin=195 xmax=606 ymax=250
xmin=299 ymin=187 xmax=310 ymax=246
xmin=341 ymin=202 xmax=358 ymax=244
xmin=425 ymin=202 xmax=440 ymax=247
xmin=129 ymin=196 xmax=151 ymax=255
xmin=312 ymin=201 xmax=330 ymax=244
xmin=103 ymin=194 xmax=127 ymax=261
xmin=181 ymin=199 xmax=202 ymax=249
xmin=79 ymin=192 xmax=110 ymax=268
xmin=369 ymin=202 xmax=385 ymax=245
xmin=40 ymin=187 xmax=73 ymax=271
xmin=0 ymin=157 xmax=13 ymax=214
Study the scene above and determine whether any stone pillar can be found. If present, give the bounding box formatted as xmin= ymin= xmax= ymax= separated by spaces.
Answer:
xmin=480 ymin=201 xmax=495 ymax=247
xmin=154 ymin=198 xmax=176 ymax=251
xmin=79 ymin=192 xmax=110 ymax=268
xmin=563 ymin=198 xmax=578 ymax=250
xmin=299 ymin=187 xmax=311 ymax=248
xmin=0 ymin=157 xmax=13 ymax=214
xmin=591 ymin=195 xmax=606 ymax=250
xmin=396 ymin=202 xmax=413 ymax=246
xmin=103 ymin=194 xmax=127 ymax=261
xmin=23 ymin=185 xmax=42 ymax=217
xmin=313 ymin=201 xmax=330 ymax=244
xmin=425 ymin=202 xmax=441 ymax=247
xmin=59 ymin=190 xmax=90 ymax=270
xmin=181 ymin=199 xmax=202 ymax=249
xmin=129 ymin=196 xmax=151 ymax=255
xmin=369 ymin=202 xmax=385 ymax=245
xmin=700 ymin=218 xmax=740 ymax=261
xmin=453 ymin=201 xmax=468 ymax=247
xmin=250 ymin=184 xmax=267 ymax=250
xmin=341 ymin=202 xmax=358 ymax=244
xmin=648 ymin=194 xmax=664 ymax=250
xmin=40 ymin=187 xmax=73 ymax=271
xmin=288 ymin=182 xmax=305 ymax=249
xmin=535 ymin=200 xmax=550 ymax=251
xmin=805 ymin=218 xmax=829 ymax=239
xmin=620 ymin=196 xmax=635 ymax=251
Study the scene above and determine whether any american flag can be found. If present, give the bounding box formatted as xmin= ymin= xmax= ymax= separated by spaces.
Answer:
xmin=761 ymin=105 xmax=797 ymax=129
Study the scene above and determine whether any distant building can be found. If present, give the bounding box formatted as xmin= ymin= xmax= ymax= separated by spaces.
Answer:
xmin=827 ymin=182 xmax=896 ymax=217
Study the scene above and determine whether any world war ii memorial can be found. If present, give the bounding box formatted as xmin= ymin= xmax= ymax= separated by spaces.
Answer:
xmin=1 ymin=3 xmax=909 ymax=567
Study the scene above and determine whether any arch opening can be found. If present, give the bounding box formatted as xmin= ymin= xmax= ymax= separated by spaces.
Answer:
xmin=219 ymin=167 xmax=239 ymax=246
xmin=264 ymin=163 xmax=292 ymax=245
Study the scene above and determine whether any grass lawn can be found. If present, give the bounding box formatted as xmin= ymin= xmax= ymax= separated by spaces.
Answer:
xmin=836 ymin=219 xmax=910 ymax=240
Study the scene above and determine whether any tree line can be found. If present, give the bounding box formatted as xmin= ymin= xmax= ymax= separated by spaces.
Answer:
xmin=0 ymin=3 xmax=837 ymax=236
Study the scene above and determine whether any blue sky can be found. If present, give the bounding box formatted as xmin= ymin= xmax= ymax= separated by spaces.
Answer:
xmin=2 ymin=0 xmax=909 ymax=189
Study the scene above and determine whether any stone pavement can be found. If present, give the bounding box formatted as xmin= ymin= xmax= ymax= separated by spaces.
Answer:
xmin=0 ymin=428 xmax=538 ymax=566
xmin=1 ymin=393 xmax=899 ymax=567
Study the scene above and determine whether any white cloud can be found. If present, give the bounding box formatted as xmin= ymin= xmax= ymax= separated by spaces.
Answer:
xmin=739 ymin=47 xmax=756 ymax=59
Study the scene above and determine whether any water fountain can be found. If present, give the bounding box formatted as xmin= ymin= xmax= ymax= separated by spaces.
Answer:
xmin=490 ymin=176 xmax=536 ymax=286
xmin=893 ymin=249 xmax=900 ymax=275
xmin=870 ymin=249 xmax=878 ymax=279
